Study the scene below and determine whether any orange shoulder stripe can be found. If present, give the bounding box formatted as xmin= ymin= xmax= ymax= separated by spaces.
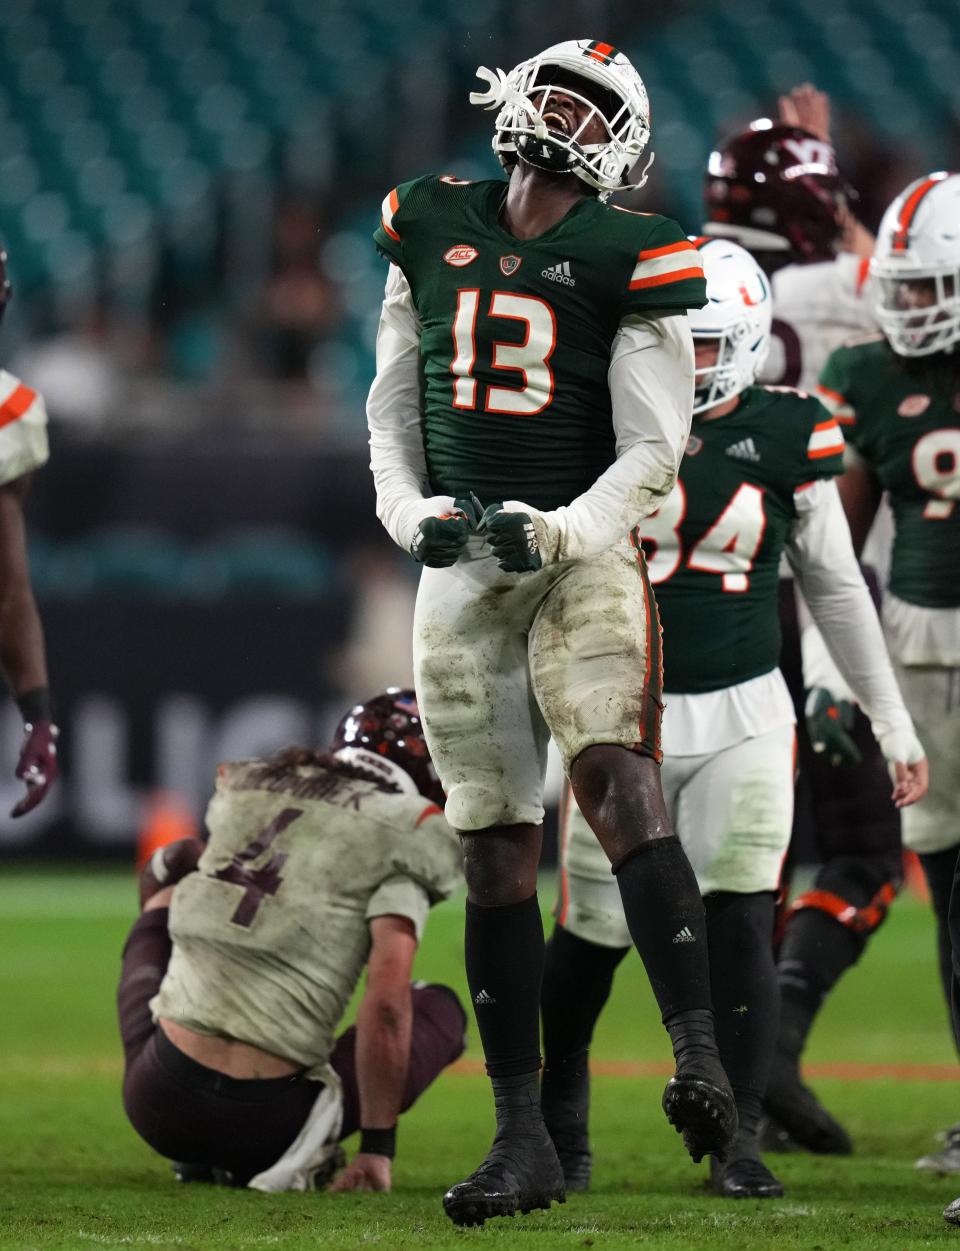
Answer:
xmin=0 ymin=383 xmax=36 ymax=430
xmin=629 ymin=265 xmax=704 ymax=291
xmin=637 ymin=240 xmax=697 ymax=261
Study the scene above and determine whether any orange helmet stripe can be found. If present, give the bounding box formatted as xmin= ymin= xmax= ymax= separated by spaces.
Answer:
xmin=891 ymin=175 xmax=948 ymax=253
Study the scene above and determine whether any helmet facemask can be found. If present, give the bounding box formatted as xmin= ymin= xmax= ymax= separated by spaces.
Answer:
xmin=691 ymin=327 xmax=754 ymax=414
xmin=874 ymin=270 xmax=960 ymax=357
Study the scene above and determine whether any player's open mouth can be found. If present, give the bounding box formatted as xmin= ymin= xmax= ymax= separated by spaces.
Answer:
xmin=542 ymin=110 xmax=571 ymax=135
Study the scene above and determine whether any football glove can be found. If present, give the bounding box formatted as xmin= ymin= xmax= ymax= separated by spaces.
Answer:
xmin=12 ymin=718 xmax=59 ymax=817
xmin=478 ymin=502 xmax=542 ymax=573
xmin=805 ymin=687 xmax=862 ymax=768
xmin=410 ymin=509 xmax=473 ymax=568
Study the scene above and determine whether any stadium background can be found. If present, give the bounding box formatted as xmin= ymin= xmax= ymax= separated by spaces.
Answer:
xmin=0 ymin=0 xmax=956 ymax=861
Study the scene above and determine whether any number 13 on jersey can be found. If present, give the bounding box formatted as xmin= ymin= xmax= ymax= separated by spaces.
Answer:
xmin=451 ymin=290 xmax=557 ymax=415
xmin=641 ymin=480 xmax=768 ymax=592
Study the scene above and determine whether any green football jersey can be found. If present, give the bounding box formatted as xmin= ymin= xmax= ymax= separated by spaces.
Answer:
xmin=151 ymin=759 xmax=461 ymax=1073
xmin=374 ymin=175 xmax=706 ymax=511
xmin=638 ymin=385 xmax=846 ymax=693
xmin=818 ymin=336 xmax=960 ymax=609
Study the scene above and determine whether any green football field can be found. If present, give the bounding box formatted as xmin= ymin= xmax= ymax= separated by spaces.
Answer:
xmin=3 ymin=867 xmax=960 ymax=1250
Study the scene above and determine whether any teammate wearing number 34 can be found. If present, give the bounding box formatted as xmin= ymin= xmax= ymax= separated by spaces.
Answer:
xmin=369 ymin=38 xmax=741 ymax=1227
xmin=543 ymin=238 xmax=927 ymax=1201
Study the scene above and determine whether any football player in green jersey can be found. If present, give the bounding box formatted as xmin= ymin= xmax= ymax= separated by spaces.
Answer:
xmin=118 ymin=691 xmax=466 ymax=1194
xmin=368 ymin=38 xmax=738 ymax=1226
xmin=541 ymin=239 xmax=926 ymax=1199
xmin=814 ymin=172 xmax=960 ymax=1187
xmin=699 ymin=100 xmax=907 ymax=1161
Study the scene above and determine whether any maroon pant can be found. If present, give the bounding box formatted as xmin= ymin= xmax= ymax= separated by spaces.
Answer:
xmin=118 ymin=909 xmax=466 ymax=1183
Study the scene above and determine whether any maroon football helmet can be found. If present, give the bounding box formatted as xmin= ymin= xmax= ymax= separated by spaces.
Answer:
xmin=0 ymin=245 xmax=11 ymax=326
xmin=331 ymin=687 xmax=444 ymax=807
xmin=703 ymin=122 xmax=848 ymax=263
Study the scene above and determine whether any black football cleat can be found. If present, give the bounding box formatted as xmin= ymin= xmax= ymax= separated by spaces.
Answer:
xmin=764 ymin=1062 xmax=852 ymax=1155
xmin=710 ymin=1152 xmax=785 ymax=1199
xmin=139 ymin=837 xmax=204 ymax=909
xmin=442 ymin=1127 xmax=566 ymax=1227
xmin=541 ymin=1066 xmax=592 ymax=1192
xmin=663 ymin=1010 xmax=738 ymax=1163
xmin=662 ymin=1042 xmax=738 ymax=1164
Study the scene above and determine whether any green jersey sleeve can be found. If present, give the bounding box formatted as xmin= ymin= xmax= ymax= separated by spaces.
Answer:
xmin=372 ymin=176 xmax=430 ymax=268
xmin=619 ymin=214 xmax=707 ymax=317
xmin=816 ymin=344 xmax=860 ymax=444
xmin=799 ymin=394 xmax=846 ymax=484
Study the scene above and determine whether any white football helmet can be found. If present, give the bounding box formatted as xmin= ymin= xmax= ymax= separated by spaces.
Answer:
xmin=871 ymin=171 xmax=960 ymax=357
xmin=469 ymin=39 xmax=653 ymax=199
xmin=688 ymin=238 xmax=772 ymax=414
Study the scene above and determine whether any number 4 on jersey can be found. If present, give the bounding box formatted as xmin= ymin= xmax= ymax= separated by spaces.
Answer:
xmin=212 ymin=807 xmax=302 ymax=927
xmin=641 ymin=481 xmax=767 ymax=592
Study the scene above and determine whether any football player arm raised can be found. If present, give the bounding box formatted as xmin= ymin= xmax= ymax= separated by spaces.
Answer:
xmin=0 ymin=472 xmax=58 ymax=816
xmin=329 ymin=912 xmax=418 ymax=1193
xmin=505 ymin=312 xmax=695 ymax=564
xmin=785 ymin=477 xmax=927 ymax=806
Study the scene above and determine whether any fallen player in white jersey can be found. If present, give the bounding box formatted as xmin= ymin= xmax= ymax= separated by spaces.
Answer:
xmin=118 ymin=690 xmax=465 ymax=1193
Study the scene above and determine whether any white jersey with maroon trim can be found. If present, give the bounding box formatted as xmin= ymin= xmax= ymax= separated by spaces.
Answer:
xmin=0 ymin=370 xmax=49 ymax=486
xmin=760 ymin=252 xmax=877 ymax=393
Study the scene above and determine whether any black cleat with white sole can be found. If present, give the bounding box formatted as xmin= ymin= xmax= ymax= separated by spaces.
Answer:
xmin=442 ymin=1126 xmax=566 ymax=1227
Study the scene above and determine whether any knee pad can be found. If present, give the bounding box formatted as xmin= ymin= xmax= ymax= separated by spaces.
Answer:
xmin=788 ymin=855 xmax=901 ymax=939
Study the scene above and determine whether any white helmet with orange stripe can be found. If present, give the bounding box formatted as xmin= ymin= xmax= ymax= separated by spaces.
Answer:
xmin=872 ymin=171 xmax=960 ymax=357
xmin=687 ymin=238 xmax=772 ymax=415
xmin=469 ymin=39 xmax=652 ymax=200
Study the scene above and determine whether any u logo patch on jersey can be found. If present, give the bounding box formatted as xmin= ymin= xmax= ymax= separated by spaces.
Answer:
xmin=499 ymin=255 xmax=522 ymax=276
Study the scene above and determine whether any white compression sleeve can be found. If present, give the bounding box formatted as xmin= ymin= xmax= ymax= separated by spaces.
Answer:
xmin=366 ymin=265 xmax=456 ymax=551
xmin=786 ymin=479 xmax=922 ymax=762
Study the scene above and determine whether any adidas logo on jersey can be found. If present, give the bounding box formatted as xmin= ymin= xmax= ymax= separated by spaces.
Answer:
xmin=474 ymin=988 xmax=496 ymax=1005
xmin=726 ymin=437 xmax=760 ymax=463
xmin=672 ymin=926 xmax=696 ymax=944
xmin=542 ymin=261 xmax=576 ymax=286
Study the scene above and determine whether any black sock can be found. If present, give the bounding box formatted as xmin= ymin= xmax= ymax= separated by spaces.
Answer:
xmin=704 ymin=891 xmax=778 ymax=1147
xmin=613 ymin=835 xmax=712 ymax=1020
xmin=921 ymin=848 xmax=960 ymax=1044
xmin=465 ymin=894 xmax=543 ymax=1078
xmin=777 ymin=910 xmax=860 ymax=1065
xmin=541 ymin=925 xmax=629 ymax=1082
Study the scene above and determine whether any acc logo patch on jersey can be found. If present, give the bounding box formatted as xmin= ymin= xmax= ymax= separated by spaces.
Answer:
xmin=898 ymin=394 xmax=931 ymax=418
xmin=500 ymin=255 xmax=522 ymax=276
xmin=443 ymin=245 xmax=479 ymax=267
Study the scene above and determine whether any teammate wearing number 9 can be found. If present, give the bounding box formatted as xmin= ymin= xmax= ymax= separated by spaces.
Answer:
xmin=542 ymin=239 xmax=927 ymax=1200
xmin=368 ymin=39 xmax=741 ymax=1227
xmin=816 ymin=174 xmax=960 ymax=1136
xmin=117 ymin=691 xmax=467 ymax=1194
